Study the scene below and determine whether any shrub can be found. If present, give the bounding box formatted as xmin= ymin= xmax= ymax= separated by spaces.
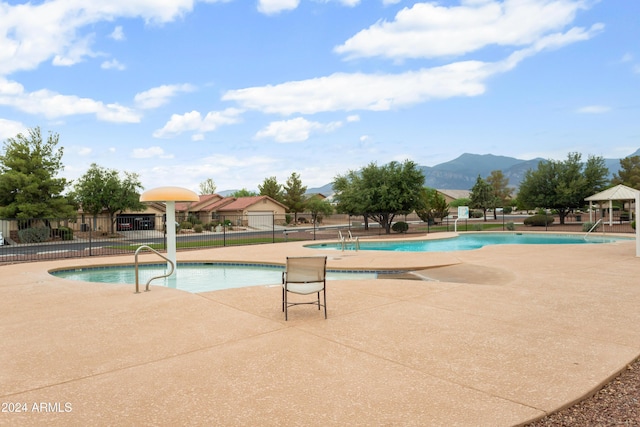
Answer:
xmin=54 ymin=226 xmax=74 ymax=240
xmin=193 ymin=224 xmax=203 ymax=233
xmin=582 ymin=222 xmax=599 ymax=232
xmin=632 ymin=221 xmax=636 ymax=230
xmin=503 ymin=206 xmax=513 ymax=214
xmin=18 ymin=226 xmax=50 ymax=243
xmin=391 ymin=221 xmax=409 ymax=233
xmin=523 ymin=214 xmax=554 ymax=227
xmin=506 ymin=222 xmax=515 ymax=231
xmin=470 ymin=210 xmax=484 ymax=218
xmin=180 ymin=221 xmax=193 ymax=229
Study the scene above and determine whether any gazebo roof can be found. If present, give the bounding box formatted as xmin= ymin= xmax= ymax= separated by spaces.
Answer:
xmin=585 ymin=184 xmax=640 ymax=202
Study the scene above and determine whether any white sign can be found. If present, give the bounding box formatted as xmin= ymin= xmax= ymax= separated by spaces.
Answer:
xmin=458 ymin=206 xmax=469 ymax=219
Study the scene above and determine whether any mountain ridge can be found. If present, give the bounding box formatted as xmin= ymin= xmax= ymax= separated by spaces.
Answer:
xmin=305 ymin=151 xmax=637 ymax=196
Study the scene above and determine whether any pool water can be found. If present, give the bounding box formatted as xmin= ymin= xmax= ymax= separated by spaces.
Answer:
xmin=308 ymin=232 xmax=631 ymax=252
xmin=51 ymin=263 xmax=380 ymax=293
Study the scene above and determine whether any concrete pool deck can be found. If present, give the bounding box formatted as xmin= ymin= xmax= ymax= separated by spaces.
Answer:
xmin=1 ymin=233 xmax=640 ymax=426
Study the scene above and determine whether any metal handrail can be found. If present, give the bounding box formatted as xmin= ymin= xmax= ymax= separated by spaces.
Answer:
xmin=134 ymin=245 xmax=175 ymax=293
xmin=584 ymin=218 xmax=603 ymax=240
xmin=339 ymin=230 xmax=359 ymax=251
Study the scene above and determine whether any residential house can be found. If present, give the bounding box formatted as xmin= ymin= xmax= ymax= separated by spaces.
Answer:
xmin=175 ymin=195 xmax=288 ymax=229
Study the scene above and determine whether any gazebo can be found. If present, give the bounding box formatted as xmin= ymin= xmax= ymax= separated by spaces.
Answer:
xmin=584 ymin=184 xmax=640 ymax=257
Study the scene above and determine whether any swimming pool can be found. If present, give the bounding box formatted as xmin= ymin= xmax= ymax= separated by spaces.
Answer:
xmin=51 ymin=262 xmax=385 ymax=293
xmin=308 ymin=232 xmax=632 ymax=252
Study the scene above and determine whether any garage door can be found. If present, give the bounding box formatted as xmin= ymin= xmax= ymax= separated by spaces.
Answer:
xmin=247 ymin=211 xmax=273 ymax=229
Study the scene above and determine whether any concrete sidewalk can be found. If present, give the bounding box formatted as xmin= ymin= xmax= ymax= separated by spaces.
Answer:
xmin=1 ymin=235 xmax=639 ymax=426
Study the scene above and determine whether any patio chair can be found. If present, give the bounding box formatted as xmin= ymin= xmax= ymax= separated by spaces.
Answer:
xmin=282 ymin=256 xmax=327 ymax=321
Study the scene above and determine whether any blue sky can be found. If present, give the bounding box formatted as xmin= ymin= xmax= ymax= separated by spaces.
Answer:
xmin=0 ymin=0 xmax=638 ymax=193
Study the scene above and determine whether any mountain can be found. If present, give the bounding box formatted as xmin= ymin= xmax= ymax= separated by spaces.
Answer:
xmin=419 ymin=153 xmax=544 ymax=190
xmin=305 ymin=151 xmax=631 ymax=196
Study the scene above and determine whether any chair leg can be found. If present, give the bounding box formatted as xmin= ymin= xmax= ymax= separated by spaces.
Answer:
xmin=323 ymin=287 xmax=327 ymax=319
xmin=284 ymin=289 xmax=288 ymax=321
xmin=317 ymin=291 xmax=321 ymax=310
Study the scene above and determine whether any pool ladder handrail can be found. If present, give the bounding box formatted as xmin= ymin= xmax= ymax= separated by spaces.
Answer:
xmin=134 ymin=245 xmax=175 ymax=293
xmin=584 ymin=218 xmax=603 ymax=240
xmin=339 ymin=230 xmax=360 ymax=251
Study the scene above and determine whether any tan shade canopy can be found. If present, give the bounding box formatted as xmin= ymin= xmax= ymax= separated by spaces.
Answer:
xmin=140 ymin=186 xmax=199 ymax=202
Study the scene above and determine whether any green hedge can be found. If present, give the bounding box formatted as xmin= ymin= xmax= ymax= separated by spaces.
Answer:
xmin=523 ymin=214 xmax=554 ymax=227
xmin=18 ymin=227 xmax=50 ymax=243
xmin=391 ymin=221 xmax=409 ymax=233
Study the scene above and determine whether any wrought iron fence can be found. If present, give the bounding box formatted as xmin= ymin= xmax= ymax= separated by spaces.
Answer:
xmin=0 ymin=212 xmax=634 ymax=264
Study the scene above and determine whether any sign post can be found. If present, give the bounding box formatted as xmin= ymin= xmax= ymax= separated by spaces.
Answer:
xmin=455 ymin=206 xmax=469 ymax=232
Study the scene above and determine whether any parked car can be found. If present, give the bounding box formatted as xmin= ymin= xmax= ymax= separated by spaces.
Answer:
xmin=117 ymin=220 xmax=133 ymax=231
xmin=134 ymin=218 xmax=153 ymax=230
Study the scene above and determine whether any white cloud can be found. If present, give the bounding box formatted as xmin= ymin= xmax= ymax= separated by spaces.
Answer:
xmin=101 ymin=59 xmax=126 ymax=70
xmin=346 ymin=114 xmax=360 ymax=122
xmin=255 ymin=117 xmax=343 ymax=143
xmin=576 ymin=105 xmax=611 ymax=114
xmin=257 ymin=0 xmax=300 ymax=15
xmin=224 ymin=62 xmax=492 ymax=115
xmin=0 ymin=118 xmax=27 ymax=140
xmin=143 ymin=154 xmax=278 ymax=191
xmin=335 ymin=0 xmax=592 ymax=60
xmin=134 ymin=84 xmax=196 ymax=109
xmin=336 ymin=0 xmax=360 ymax=6
xmin=110 ymin=25 xmax=125 ymax=41
xmin=0 ymin=79 xmax=141 ymax=122
xmin=0 ymin=1 xmax=202 ymax=76
xmin=76 ymin=147 xmax=93 ymax=156
xmin=224 ymin=23 xmax=601 ymax=116
xmin=153 ymin=108 xmax=243 ymax=138
xmin=131 ymin=146 xmax=174 ymax=159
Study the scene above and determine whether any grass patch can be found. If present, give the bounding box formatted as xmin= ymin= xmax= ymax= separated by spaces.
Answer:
xmin=107 ymin=237 xmax=304 ymax=251
xmin=414 ymin=223 xmax=506 ymax=232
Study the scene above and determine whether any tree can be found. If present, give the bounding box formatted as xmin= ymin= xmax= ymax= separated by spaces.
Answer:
xmin=518 ymin=153 xmax=609 ymax=224
xmin=258 ymin=176 xmax=283 ymax=202
xmin=0 ymin=127 xmax=76 ymax=220
xmin=469 ymin=175 xmax=496 ymax=221
xmin=612 ymin=155 xmax=640 ymax=189
xmin=73 ymin=163 xmax=145 ymax=233
xmin=282 ymin=172 xmax=307 ymax=222
xmin=305 ymin=197 xmax=333 ymax=224
xmin=333 ymin=160 xmax=425 ymax=234
xmin=231 ymin=188 xmax=257 ymax=197
xmin=415 ymin=188 xmax=449 ymax=224
xmin=199 ymin=178 xmax=217 ymax=195
xmin=486 ymin=170 xmax=512 ymax=219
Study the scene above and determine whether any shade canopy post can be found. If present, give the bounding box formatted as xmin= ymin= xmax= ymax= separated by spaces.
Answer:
xmin=140 ymin=187 xmax=199 ymax=274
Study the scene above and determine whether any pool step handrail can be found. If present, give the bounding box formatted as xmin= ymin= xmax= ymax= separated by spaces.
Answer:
xmin=134 ymin=245 xmax=175 ymax=293
xmin=339 ymin=230 xmax=359 ymax=252
xmin=584 ymin=218 xmax=603 ymax=240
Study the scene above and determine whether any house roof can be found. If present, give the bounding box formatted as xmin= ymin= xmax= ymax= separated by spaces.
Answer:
xmin=175 ymin=194 xmax=222 ymax=212
xmin=437 ymin=189 xmax=471 ymax=200
xmin=216 ymin=196 xmax=286 ymax=211
xmin=585 ymin=184 xmax=640 ymax=202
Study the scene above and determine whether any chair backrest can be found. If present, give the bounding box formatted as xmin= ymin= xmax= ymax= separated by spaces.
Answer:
xmin=285 ymin=256 xmax=327 ymax=283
